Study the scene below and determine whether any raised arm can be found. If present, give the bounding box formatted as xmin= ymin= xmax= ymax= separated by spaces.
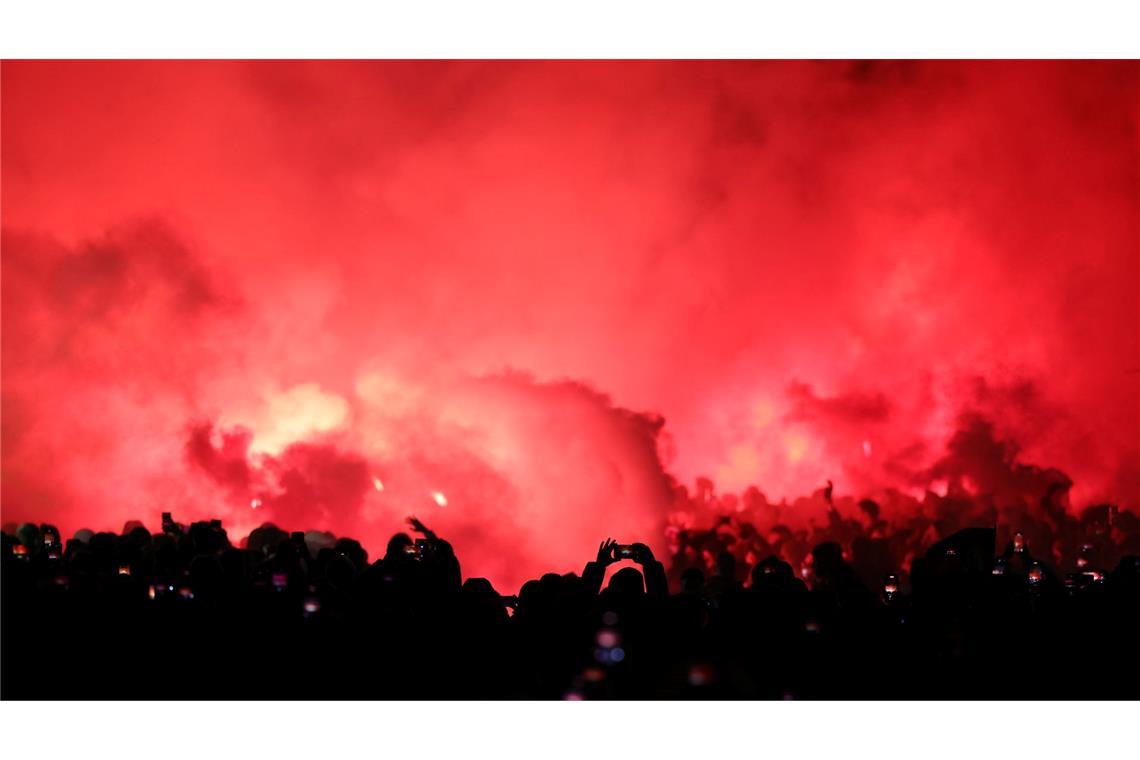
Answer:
xmin=583 ymin=538 xmax=617 ymax=595
xmin=632 ymin=542 xmax=669 ymax=598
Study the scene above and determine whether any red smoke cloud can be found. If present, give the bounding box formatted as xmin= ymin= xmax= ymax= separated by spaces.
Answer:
xmin=2 ymin=61 xmax=1137 ymax=590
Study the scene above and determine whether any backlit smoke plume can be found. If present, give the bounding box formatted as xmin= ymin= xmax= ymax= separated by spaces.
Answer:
xmin=3 ymin=61 xmax=1137 ymax=590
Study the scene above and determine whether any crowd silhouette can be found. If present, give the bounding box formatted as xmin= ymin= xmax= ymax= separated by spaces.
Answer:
xmin=3 ymin=495 xmax=1139 ymax=699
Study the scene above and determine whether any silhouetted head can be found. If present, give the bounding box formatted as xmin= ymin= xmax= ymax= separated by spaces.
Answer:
xmin=462 ymin=577 xmax=496 ymax=595
xmin=385 ymin=532 xmax=413 ymax=561
xmin=426 ymin=539 xmax=461 ymax=592
xmin=89 ymin=532 xmax=118 ymax=563
xmin=751 ymin=555 xmax=794 ymax=587
xmin=335 ymin=538 xmax=368 ymax=571
xmin=517 ymin=579 xmax=545 ymax=619
xmin=188 ymin=522 xmax=219 ymax=555
xmin=812 ymin=542 xmax=845 ymax=574
xmin=248 ymin=523 xmax=288 ymax=556
xmin=858 ymin=499 xmax=881 ymax=522
xmin=607 ymin=567 xmax=645 ymax=596
xmin=126 ymin=525 xmax=152 ymax=547
xmin=16 ymin=523 xmax=40 ymax=548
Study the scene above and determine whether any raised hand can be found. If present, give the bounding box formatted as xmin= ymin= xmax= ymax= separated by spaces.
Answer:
xmin=631 ymin=542 xmax=656 ymax=565
xmin=406 ymin=515 xmax=437 ymax=540
xmin=596 ymin=538 xmax=617 ymax=566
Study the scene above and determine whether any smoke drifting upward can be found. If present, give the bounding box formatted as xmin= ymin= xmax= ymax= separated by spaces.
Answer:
xmin=180 ymin=374 xmax=673 ymax=590
xmin=2 ymin=61 xmax=1138 ymax=590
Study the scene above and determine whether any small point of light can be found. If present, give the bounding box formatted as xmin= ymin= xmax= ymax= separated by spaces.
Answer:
xmin=372 ymin=476 xmax=384 ymax=492
xmin=251 ymin=498 xmax=262 ymax=509
xmin=862 ymin=439 xmax=872 ymax=458
xmin=431 ymin=491 xmax=447 ymax=507
xmin=688 ymin=664 xmax=712 ymax=686
xmin=597 ymin=629 xmax=619 ymax=648
xmin=610 ymin=647 xmax=625 ymax=663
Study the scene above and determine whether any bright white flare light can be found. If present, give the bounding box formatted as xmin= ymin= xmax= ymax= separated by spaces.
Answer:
xmin=372 ymin=476 xmax=384 ymax=492
xmin=251 ymin=498 xmax=262 ymax=509
xmin=431 ymin=491 xmax=448 ymax=507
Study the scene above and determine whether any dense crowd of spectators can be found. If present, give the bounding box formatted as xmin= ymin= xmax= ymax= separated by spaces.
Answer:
xmin=663 ymin=478 xmax=1140 ymax=598
xmin=3 ymin=500 xmax=1138 ymax=699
